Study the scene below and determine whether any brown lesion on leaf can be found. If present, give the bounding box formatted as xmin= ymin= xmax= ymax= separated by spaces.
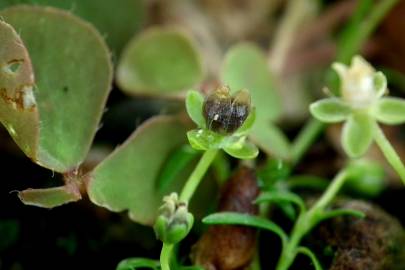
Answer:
xmin=0 ymin=83 xmax=37 ymax=111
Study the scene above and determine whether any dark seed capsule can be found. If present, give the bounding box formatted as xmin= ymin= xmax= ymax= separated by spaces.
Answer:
xmin=203 ymin=86 xmax=251 ymax=134
xmin=191 ymin=167 xmax=259 ymax=270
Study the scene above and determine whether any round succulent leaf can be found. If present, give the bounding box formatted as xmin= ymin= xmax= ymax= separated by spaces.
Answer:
xmin=187 ymin=129 xmax=224 ymax=150
xmin=223 ymin=140 xmax=259 ymax=160
xmin=0 ymin=20 xmax=38 ymax=159
xmin=185 ymin=90 xmax=206 ymax=128
xmin=249 ymin=120 xmax=291 ymax=160
xmin=1 ymin=5 xmax=113 ymax=172
xmin=310 ymin=98 xmax=351 ymax=123
xmin=221 ymin=42 xmax=281 ymax=122
xmin=342 ymin=113 xmax=375 ymax=158
xmin=87 ymin=116 xmax=190 ymax=225
xmin=117 ymin=27 xmax=203 ymax=95
xmin=0 ymin=0 xmax=145 ymax=55
xmin=373 ymin=97 xmax=405 ymax=125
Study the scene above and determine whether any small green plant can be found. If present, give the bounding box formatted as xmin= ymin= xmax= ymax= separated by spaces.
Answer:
xmin=310 ymin=56 xmax=405 ymax=183
xmin=1 ymin=1 xmax=404 ymax=270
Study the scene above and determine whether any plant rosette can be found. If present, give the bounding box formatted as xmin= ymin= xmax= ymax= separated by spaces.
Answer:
xmin=185 ymin=86 xmax=259 ymax=159
xmin=310 ymin=55 xmax=405 ymax=158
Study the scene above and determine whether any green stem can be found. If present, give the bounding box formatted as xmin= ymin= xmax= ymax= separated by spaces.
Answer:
xmin=291 ymin=119 xmax=324 ymax=165
xmin=179 ymin=149 xmax=218 ymax=202
xmin=160 ymin=243 xmax=173 ymax=270
xmin=337 ymin=0 xmax=399 ymax=62
xmin=276 ymin=169 xmax=349 ymax=270
xmin=373 ymin=124 xmax=405 ymax=184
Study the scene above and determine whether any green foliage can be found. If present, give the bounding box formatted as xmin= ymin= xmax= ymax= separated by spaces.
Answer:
xmin=117 ymin=27 xmax=203 ymax=95
xmin=0 ymin=5 xmax=112 ymax=172
xmin=342 ymin=113 xmax=374 ymax=158
xmin=221 ymin=43 xmax=290 ymax=159
xmin=0 ymin=0 xmax=145 ymax=54
xmin=18 ymin=184 xmax=81 ymax=208
xmin=185 ymin=89 xmax=258 ymax=160
xmin=202 ymin=212 xmax=287 ymax=245
xmin=309 ymin=98 xmax=351 ymax=123
xmin=117 ymin=258 xmax=160 ymax=270
xmin=373 ymin=97 xmax=405 ymax=124
xmin=87 ymin=116 xmax=189 ymax=225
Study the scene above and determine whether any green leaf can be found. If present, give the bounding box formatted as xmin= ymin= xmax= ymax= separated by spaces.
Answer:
xmin=296 ymin=246 xmax=324 ymax=270
xmin=249 ymin=120 xmax=291 ymax=160
xmin=223 ymin=140 xmax=259 ymax=160
xmin=320 ymin=208 xmax=365 ymax=221
xmin=373 ymin=71 xmax=387 ymax=98
xmin=157 ymin=145 xmax=199 ymax=194
xmin=344 ymin=159 xmax=385 ymax=197
xmin=234 ymin=108 xmax=256 ymax=136
xmin=342 ymin=113 xmax=374 ymax=158
xmin=374 ymin=97 xmax=405 ymax=124
xmin=1 ymin=6 xmax=112 ymax=172
xmin=18 ymin=184 xmax=82 ymax=208
xmin=0 ymin=20 xmax=38 ymax=160
xmin=87 ymin=116 xmax=190 ymax=225
xmin=185 ymin=90 xmax=206 ymax=128
xmin=0 ymin=0 xmax=145 ymax=55
xmin=202 ymin=212 xmax=287 ymax=245
xmin=187 ymin=129 xmax=224 ymax=151
xmin=116 ymin=258 xmax=160 ymax=270
xmin=117 ymin=27 xmax=203 ymax=95
xmin=255 ymin=191 xmax=306 ymax=213
xmin=309 ymin=98 xmax=351 ymax=123
xmin=221 ymin=42 xmax=281 ymax=122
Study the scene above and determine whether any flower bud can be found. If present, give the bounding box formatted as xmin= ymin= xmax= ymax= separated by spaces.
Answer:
xmin=153 ymin=193 xmax=194 ymax=244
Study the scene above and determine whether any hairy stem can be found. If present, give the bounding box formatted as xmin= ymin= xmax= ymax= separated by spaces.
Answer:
xmin=374 ymin=124 xmax=405 ymax=184
xmin=179 ymin=149 xmax=218 ymax=202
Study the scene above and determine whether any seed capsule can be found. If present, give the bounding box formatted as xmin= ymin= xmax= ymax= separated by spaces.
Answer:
xmin=203 ymin=86 xmax=251 ymax=134
xmin=191 ymin=167 xmax=259 ymax=270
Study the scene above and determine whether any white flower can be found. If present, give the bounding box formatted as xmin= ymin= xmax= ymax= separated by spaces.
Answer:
xmin=332 ymin=56 xmax=386 ymax=109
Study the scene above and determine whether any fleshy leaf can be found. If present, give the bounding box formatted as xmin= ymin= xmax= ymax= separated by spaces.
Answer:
xmin=117 ymin=27 xmax=203 ymax=95
xmin=0 ymin=20 xmax=38 ymax=159
xmin=320 ymin=208 xmax=365 ymax=221
xmin=223 ymin=141 xmax=259 ymax=159
xmin=187 ymin=129 xmax=224 ymax=151
xmin=18 ymin=184 xmax=81 ymax=208
xmin=342 ymin=113 xmax=374 ymax=158
xmin=185 ymin=90 xmax=206 ymax=128
xmin=0 ymin=0 xmax=145 ymax=55
xmin=157 ymin=145 xmax=199 ymax=194
xmin=310 ymin=98 xmax=351 ymax=123
xmin=116 ymin=258 xmax=160 ymax=270
xmin=374 ymin=97 xmax=405 ymax=124
xmin=1 ymin=6 xmax=112 ymax=172
xmin=87 ymin=116 xmax=190 ymax=225
xmin=250 ymin=121 xmax=291 ymax=160
xmin=221 ymin=43 xmax=281 ymax=122
xmin=202 ymin=212 xmax=287 ymax=245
